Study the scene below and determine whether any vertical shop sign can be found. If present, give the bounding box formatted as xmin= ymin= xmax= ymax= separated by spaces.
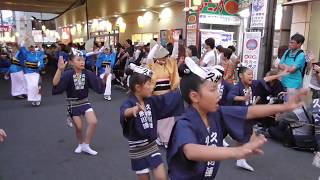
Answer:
xmin=250 ymin=0 xmax=268 ymax=28
xmin=242 ymin=31 xmax=261 ymax=79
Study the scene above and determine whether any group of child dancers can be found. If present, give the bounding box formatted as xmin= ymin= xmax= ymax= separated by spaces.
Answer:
xmin=48 ymin=35 xmax=309 ymax=180
xmin=2 ymin=39 xmax=117 ymax=108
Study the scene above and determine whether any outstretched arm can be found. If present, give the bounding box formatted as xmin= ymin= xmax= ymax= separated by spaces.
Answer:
xmin=183 ymin=134 xmax=266 ymax=162
xmin=246 ymin=89 xmax=307 ymax=119
xmin=263 ymin=66 xmax=289 ymax=82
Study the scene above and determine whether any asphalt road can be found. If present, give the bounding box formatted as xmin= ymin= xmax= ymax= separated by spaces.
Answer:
xmin=0 ymin=74 xmax=319 ymax=180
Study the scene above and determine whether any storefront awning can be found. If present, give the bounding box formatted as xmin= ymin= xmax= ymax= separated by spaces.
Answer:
xmin=282 ymin=0 xmax=312 ymax=6
xmin=0 ymin=0 xmax=84 ymax=14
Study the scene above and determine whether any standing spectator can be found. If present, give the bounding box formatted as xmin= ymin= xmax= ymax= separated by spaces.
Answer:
xmin=200 ymin=38 xmax=218 ymax=67
xmin=221 ymin=48 xmax=236 ymax=84
xmin=114 ymin=45 xmax=126 ymax=87
xmin=122 ymin=39 xmax=135 ymax=70
xmin=216 ymin=45 xmax=224 ymax=65
xmin=308 ymin=53 xmax=320 ymax=99
xmin=186 ymin=45 xmax=199 ymax=65
xmin=274 ymin=45 xmax=288 ymax=68
xmin=228 ymin=45 xmax=240 ymax=66
xmin=279 ymin=33 xmax=306 ymax=100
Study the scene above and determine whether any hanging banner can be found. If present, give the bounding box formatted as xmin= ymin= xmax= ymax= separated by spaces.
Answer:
xmin=250 ymin=0 xmax=268 ymax=28
xmin=242 ymin=31 xmax=261 ymax=79
xmin=200 ymin=30 xmax=234 ymax=55
xmin=187 ymin=30 xmax=197 ymax=46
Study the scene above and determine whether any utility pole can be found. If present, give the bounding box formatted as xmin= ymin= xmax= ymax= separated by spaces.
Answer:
xmin=0 ymin=10 xmax=4 ymax=37
xmin=85 ymin=0 xmax=89 ymax=40
xmin=262 ymin=0 xmax=277 ymax=76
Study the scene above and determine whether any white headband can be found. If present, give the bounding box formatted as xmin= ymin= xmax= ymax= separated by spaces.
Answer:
xmin=71 ymin=48 xmax=84 ymax=57
xmin=185 ymin=57 xmax=223 ymax=83
xmin=128 ymin=63 xmax=153 ymax=77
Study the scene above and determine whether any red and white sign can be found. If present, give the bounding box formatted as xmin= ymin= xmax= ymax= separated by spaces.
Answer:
xmin=0 ymin=25 xmax=12 ymax=32
xmin=242 ymin=31 xmax=261 ymax=79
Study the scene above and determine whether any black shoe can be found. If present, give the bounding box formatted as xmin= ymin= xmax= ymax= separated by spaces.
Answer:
xmin=15 ymin=95 xmax=25 ymax=99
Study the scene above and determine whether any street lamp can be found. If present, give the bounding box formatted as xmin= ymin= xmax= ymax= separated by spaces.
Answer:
xmin=137 ymin=16 xmax=144 ymax=28
xmin=119 ymin=22 xmax=126 ymax=33
xmin=193 ymin=0 xmax=202 ymax=6
xmin=41 ymin=25 xmax=46 ymax=31
xmin=106 ymin=21 xmax=112 ymax=32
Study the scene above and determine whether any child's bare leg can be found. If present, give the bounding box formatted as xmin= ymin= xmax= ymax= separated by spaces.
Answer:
xmin=81 ymin=110 xmax=98 ymax=155
xmin=152 ymin=163 xmax=168 ymax=180
xmin=137 ymin=173 xmax=150 ymax=180
xmin=73 ymin=116 xmax=84 ymax=143
xmin=72 ymin=116 xmax=84 ymax=153
xmin=84 ymin=111 xmax=97 ymax=144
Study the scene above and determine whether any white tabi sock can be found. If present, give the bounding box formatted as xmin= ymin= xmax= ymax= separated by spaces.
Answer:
xmin=81 ymin=143 xmax=98 ymax=156
xmin=223 ymin=139 xmax=230 ymax=147
xmin=74 ymin=144 xmax=82 ymax=153
xmin=236 ymin=159 xmax=254 ymax=172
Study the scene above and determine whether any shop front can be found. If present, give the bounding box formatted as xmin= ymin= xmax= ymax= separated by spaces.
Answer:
xmin=185 ymin=0 xmax=241 ymax=55
xmin=55 ymin=1 xmax=185 ymax=46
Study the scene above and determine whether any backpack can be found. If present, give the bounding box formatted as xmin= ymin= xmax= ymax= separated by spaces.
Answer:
xmin=269 ymin=106 xmax=318 ymax=151
xmin=283 ymin=49 xmax=306 ymax=77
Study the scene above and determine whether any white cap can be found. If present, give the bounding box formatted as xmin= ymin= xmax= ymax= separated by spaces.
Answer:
xmin=153 ymin=45 xmax=169 ymax=59
xmin=71 ymin=47 xmax=84 ymax=57
xmin=128 ymin=63 xmax=153 ymax=77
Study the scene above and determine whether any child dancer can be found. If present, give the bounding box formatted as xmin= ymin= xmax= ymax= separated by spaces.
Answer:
xmin=96 ymin=46 xmax=116 ymax=101
xmin=9 ymin=48 xmax=27 ymax=98
xmin=52 ymin=48 xmax=108 ymax=155
xmin=120 ymin=63 xmax=184 ymax=180
xmin=147 ymin=40 xmax=180 ymax=146
xmin=0 ymin=48 xmax=11 ymax=80
xmin=227 ymin=66 xmax=288 ymax=171
xmin=167 ymin=58 xmax=307 ymax=179
xmin=20 ymin=45 xmax=45 ymax=106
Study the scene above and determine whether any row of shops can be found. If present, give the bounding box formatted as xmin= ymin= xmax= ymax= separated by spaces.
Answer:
xmin=1 ymin=0 xmax=320 ymax=78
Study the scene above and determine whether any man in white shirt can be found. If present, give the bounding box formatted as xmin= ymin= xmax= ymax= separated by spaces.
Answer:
xmin=200 ymin=38 xmax=218 ymax=67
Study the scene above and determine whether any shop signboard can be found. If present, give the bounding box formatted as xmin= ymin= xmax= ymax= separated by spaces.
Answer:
xmin=242 ymin=31 xmax=261 ymax=79
xmin=200 ymin=0 xmax=239 ymax=16
xmin=187 ymin=12 xmax=197 ymax=30
xmin=199 ymin=13 xmax=240 ymax=25
xmin=250 ymin=0 xmax=268 ymax=28
xmin=198 ymin=0 xmax=240 ymax=25
xmin=186 ymin=10 xmax=198 ymax=47
xmin=187 ymin=30 xmax=197 ymax=46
